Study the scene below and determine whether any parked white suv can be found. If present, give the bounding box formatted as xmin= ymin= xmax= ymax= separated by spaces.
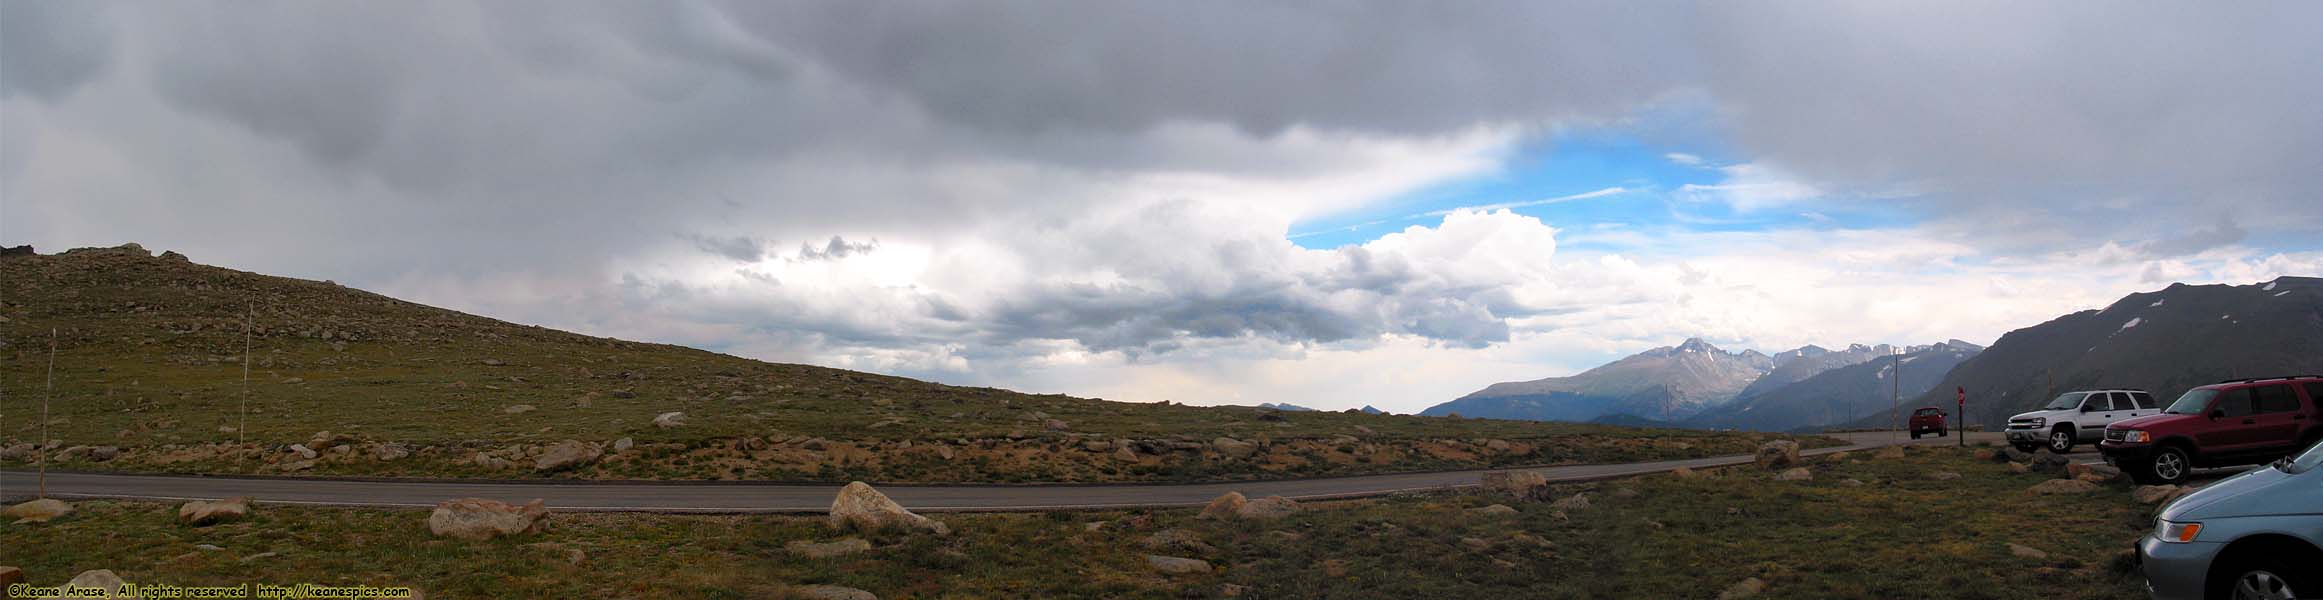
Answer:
xmin=2005 ymin=390 xmax=2160 ymax=453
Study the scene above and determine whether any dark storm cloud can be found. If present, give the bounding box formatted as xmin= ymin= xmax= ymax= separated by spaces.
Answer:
xmin=4 ymin=0 xmax=2320 ymax=371
xmin=0 ymin=2 xmax=115 ymax=101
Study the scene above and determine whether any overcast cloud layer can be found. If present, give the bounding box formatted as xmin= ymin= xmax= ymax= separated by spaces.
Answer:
xmin=6 ymin=1 xmax=2321 ymax=411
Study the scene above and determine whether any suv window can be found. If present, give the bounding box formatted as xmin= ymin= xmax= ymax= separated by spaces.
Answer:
xmin=2217 ymin=388 xmax=2258 ymax=418
xmin=2254 ymin=384 xmax=2300 ymax=414
xmin=2130 ymin=392 xmax=2157 ymax=409
xmin=2083 ymin=394 xmax=2114 ymax=412
xmin=2107 ymin=392 xmax=2134 ymax=410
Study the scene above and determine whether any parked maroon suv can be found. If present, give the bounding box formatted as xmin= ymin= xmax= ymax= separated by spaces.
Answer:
xmin=2100 ymin=376 xmax=2323 ymax=485
xmin=1908 ymin=407 xmax=1948 ymax=439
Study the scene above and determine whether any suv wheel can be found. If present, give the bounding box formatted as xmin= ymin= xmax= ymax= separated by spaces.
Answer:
xmin=2141 ymin=445 xmax=2191 ymax=485
xmin=2048 ymin=427 xmax=2076 ymax=454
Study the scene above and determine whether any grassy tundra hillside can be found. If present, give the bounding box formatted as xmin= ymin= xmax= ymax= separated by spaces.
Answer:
xmin=0 ymin=245 xmax=1824 ymax=483
xmin=1 ymin=445 xmax=2151 ymax=599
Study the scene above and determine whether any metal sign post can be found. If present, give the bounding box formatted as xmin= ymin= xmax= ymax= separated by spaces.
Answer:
xmin=1957 ymin=386 xmax=1967 ymax=447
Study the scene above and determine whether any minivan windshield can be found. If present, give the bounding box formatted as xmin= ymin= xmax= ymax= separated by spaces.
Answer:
xmin=2164 ymin=389 xmax=2219 ymax=415
xmin=2042 ymin=392 xmax=2088 ymax=410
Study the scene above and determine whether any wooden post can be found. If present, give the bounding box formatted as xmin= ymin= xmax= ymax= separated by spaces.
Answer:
xmin=40 ymin=328 xmax=56 ymax=498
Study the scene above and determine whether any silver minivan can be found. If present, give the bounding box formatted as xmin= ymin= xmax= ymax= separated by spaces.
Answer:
xmin=2138 ymin=438 xmax=2323 ymax=599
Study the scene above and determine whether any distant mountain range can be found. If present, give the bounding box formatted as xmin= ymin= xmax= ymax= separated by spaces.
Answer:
xmin=1847 ymin=277 xmax=2323 ymax=431
xmin=1420 ymin=338 xmax=1777 ymax=422
xmin=1423 ymin=337 xmax=1981 ymax=429
xmin=1256 ymin=403 xmax=1316 ymax=412
xmin=1687 ymin=341 xmax=1982 ymax=432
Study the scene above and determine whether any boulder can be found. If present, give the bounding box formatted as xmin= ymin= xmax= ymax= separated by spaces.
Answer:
xmin=65 ymin=570 xmax=133 ymax=599
xmin=2132 ymin=485 xmax=2183 ymax=505
xmin=2001 ymin=447 xmax=2037 ymax=463
xmin=4 ymin=498 xmax=73 ymax=524
xmin=2028 ymin=454 xmax=2071 ymax=472
xmin=1548 ymin=493 xmax=1591 ymax=511
xmin=1973 ymin=449 xmax=1997 ymax=462
xmin=2066 ymin=463 xmax=2121 ymax=483
xmin=0 ymin=566 xmax=22 ymax=586
xmin=428 ymin=498 xmax=549 ymax=541
xmin=1469 ymin=504 xmax=1520 ymax=517
xmin=288 ymin=444 xmax=318 ymax=459
xmin=2027 ymin=479 xmax=2100 ymax=495
xmin=1211 ymin=437 xmax=1258 ymax=459
xmin=1044 ymin=419 xmax=1071 ymax=432
xmin=533 ymin=441 xmax=603 ymax=472
xmin=1774 ymin=467 xmax=1813 ymax=481
xmin=2007 ymin=462 xmax=2029 ymax=474
xmin=1755 ymin=440 xmax=1801 ymax=468
xmin=1113 ymin=446 xmax=1139 ymax=463
xmin=371 ymin=443 xmax=411 ymax=461
xmin=612 ymin=437 xmax=634 ymax=452
xmin=1717 ymin=577 xmax=1766 ymax=600
xmin=1198 ymin=491 xmax=1248 ymax=520
xmin=1146 ymin=555 xmax=1213 ymax=575
xmin=178 ymin=497 xmax=253 ymax=526
xmin=790 ymin=585 xmax=877 ymax=600
xmin=2008 ymin=543 xmax=2050 ymax=560
xmin=1671 ymin=467 xmax=1703 ymax=480
xmin=829 ymin=482 xmax=949 ymax=535
xmin=653 ymin=412 xmax=688 ymax=428
xmin=786 ymin=538 xmax=873 ymax=559
xmin=1481 ymin=470 xmax=1551 ymax=501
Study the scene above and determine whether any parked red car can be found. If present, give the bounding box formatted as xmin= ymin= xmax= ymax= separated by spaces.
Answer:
xmin=2100 ymin=376 xmax=2323 ymax=485
xmin=1909 ymin=406 xmax=1948 ymax=439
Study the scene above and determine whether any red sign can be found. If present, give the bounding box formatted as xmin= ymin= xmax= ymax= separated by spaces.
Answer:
xmin=1956 ymin=386 xmax=1966 ymax=406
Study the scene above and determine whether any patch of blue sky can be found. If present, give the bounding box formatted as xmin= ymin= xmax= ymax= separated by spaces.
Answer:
xmin=1288 ymin=127 xmax=1918 ymax=251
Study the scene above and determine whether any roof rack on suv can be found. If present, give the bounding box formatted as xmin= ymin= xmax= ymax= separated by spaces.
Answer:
xmin=2212 ymin=375 xmax=2323 ymax=384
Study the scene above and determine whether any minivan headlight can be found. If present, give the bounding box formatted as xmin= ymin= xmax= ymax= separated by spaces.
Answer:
xmin=2155 ymin=520 xmax=2203 ymax=543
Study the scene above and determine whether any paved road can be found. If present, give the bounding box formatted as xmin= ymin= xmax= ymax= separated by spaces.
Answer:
xmin=0 ymin=432 xmax=2044 ymax=513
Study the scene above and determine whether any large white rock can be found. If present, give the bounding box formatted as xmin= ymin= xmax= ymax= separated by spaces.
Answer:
xmin=66 ymin=570 xmax=135 ymax=599
xmin=1755 ymin=440 xmax=1801 ymax=468
xmin=428 ymin=498 xmax=549 ymax=541
xmin=178 ymin=497 xmax=253 ymax=526
xmin=4 ymin=498 xmax=73 ymax=524
xmin=532 ymin=441 xmax=602 ymax=472
xmin=653 ymin=412 xmax=688 ymax=429
xmin=828 ymin=482 xmax=948 ymax=535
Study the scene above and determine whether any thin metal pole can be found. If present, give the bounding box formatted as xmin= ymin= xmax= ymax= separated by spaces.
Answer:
xmin=40 ymin=328 xmax=56 ymax=498
xmin=1891 ymin=352 xmax=1900 ymax=441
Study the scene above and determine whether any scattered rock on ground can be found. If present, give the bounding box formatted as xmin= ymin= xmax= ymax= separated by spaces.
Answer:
xmin=4 ymin=498 xmax=73 ymax=524
xmin=1147 ymin=555 xmax=1213 ymax=575
xmin=1774 ymin=467 xmax=1813 ymax=481
xmin=65 ymin=570 xmax=131 ymax=598
xmin=178 ymin=497 xmax=252 ymax=526
xmin=532 ymin=440 xmax=603 ymax=472
xmin=2133 ymin=485 xmax=2183 ymax=505
xmin=1198 ymin=491 xmax=1248 ymax=520
xmin=1549 ymin=493 xmax=1591 ymax=511
xmin=2067 ymin=463 xmax=2122 ymax=483
xmin=2007 ymin=462 xmax=2030 ymax=474
xmin=829 ymin=482 xmax=949 ymax=535
xmin=613 ymin=437 xmax=634 ymax=452
xmin=288 ymin=444 xmax=318 ymax=459
xmin=2009 ymin=543 xmax=2050 ymax=560
xmin=1756 ymin=440 xmax=1801 ymax=468
xmin=1718 ymin=577 xmax=1767 ymax=599
xmin=1210 ymin=437 xmax=1258 ymax=459
xmin=790 ymin=584 xmax=877 ymax=600
xmin=1469 ymin=504 xmax=1519 ymax=517
xmin=1672 ymin=467 xmax=1703 ymax=479
xmin=653 ymin=412 xmax=688 ymax=428
xmin=428 ymin=498 xmax=549 ymax=541
xmin=1142 ymin=529 xmax=1217 ymax=554
xmin=0 ymin=566 xmax=22 ymax=586
xmin=1481 ymin=470 xmax=1551 ymax=501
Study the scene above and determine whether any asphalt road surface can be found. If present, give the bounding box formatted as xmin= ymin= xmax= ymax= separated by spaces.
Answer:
xmin=0 ymin=432 xmax=2188 ymax=513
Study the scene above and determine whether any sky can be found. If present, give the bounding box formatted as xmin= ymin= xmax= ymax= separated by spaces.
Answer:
xmin=5 ymin=1 xmax=2323 ymax=414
